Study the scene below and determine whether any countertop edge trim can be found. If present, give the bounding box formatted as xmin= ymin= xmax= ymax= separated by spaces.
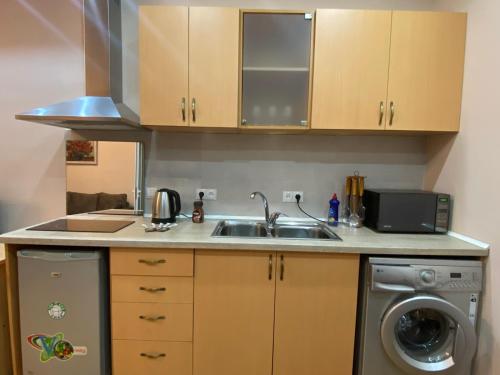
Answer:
xmin=0 ymin=237 xmax=489 ymax=257
xmin=447 ymin=231 xmax=490 ymax=250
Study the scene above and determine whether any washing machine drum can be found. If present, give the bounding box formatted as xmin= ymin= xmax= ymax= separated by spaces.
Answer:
xmin=381 ymin=295 xmax=477 ymax=374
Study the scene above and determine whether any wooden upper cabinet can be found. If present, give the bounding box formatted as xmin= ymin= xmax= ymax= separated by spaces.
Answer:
xmin=189 ymin=7 xmax=239 ymax=128
xmin=386 ymin=11 xmax=467 ymax=131
xmin=193 ymin=251 xmax=276 ymax=375
xmin=311 ymin=10 xmax=392 ymax=130
xmin=139 ymin=6 xmax=189 ymax=127
xmin=139 ymin=6 xmax=239 ymax=128
xmin=273 ymin=253 xmax=359 ymax=375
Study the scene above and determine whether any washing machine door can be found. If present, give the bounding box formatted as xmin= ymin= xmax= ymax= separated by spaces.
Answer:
xmin=381 ymin=295 xmax=477 ymax=374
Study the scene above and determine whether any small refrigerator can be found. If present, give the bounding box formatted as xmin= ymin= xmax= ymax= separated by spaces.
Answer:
xmin=17 ymin=249 xmax=109 ymax=375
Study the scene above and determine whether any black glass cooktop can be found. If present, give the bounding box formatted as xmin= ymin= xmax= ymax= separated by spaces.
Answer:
xmin=27 ymin=219 xmax=135 ymax=233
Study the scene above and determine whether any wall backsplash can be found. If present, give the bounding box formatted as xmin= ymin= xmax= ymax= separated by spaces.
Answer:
xmin=144 ymin=133 xmax=426 ymax=218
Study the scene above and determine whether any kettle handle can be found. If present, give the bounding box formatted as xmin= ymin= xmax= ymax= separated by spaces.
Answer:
xmin=171 ymin=190 xmax=181 ymax=216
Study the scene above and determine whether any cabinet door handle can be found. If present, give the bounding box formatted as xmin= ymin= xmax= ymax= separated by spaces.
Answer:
xmin=139 ymin=315 xmax=166 ymax=321
xmin=138 ymin=259 xmax=166 ymax=266
xmin=379 ymin=101 xmax=384 ymax=126
xmin=389 ymin=101 xmax=395 ymax=126
xmin=280 ymin=255 xmax=284 ymax=281
xmin=268 ymin=254 xmax=273 ymax=280
xmin=181 ymin=97 xmax=186 ymax=121
xmin=139 ymin=287 xmax=166 ymax=293
xmin=191 ymin=98 xmax=196 ymax=122
xmin=140 ymin=352 xmax=166 ymax=359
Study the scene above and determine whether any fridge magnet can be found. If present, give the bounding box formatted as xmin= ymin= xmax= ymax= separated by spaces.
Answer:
xmin=48 ymin=302 xmax=67 ymax=320
xmin=27 ymin=333 xmax=87 ymax=363
xmin=66 ymin=140 xmax=98 ymax=165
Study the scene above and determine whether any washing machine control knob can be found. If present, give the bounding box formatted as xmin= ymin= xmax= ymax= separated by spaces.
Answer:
xmin=420 ymin=270 xmax=435 ymax=283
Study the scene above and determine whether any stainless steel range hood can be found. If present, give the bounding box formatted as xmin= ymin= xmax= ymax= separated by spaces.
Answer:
xmin=15 ymin=0 xmax=141 ymax=130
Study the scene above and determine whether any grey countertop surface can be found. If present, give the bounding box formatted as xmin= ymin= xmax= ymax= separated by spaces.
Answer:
xmin=0 ymin=214 xmax=489 ymax=257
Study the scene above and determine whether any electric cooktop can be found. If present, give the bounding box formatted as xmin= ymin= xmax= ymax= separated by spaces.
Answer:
xmin=27 ymin=219 xmax=135 ymax=233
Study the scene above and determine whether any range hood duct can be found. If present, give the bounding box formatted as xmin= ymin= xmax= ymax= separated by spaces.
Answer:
xmin=15 ymin=0 xmax=141 ymax=130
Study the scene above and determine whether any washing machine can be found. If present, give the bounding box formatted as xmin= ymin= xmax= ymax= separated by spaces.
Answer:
xmin=356 ymin=257 xmax=482 ymax=375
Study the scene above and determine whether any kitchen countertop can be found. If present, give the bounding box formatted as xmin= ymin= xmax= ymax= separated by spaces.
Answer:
xmin=0 ymin=214 xmax=489 ymax=256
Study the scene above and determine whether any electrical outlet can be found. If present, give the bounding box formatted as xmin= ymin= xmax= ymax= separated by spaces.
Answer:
xmin=282 ymin=191 xmax=304 ymax=203
xmin=196 ymin=188 xmax=217 ymax=201
xmin=146 ymin=187 xmax=158 ymax=198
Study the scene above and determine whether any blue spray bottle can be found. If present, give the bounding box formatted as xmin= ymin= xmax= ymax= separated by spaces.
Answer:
xmin=328 ymin=193 xmax=340 ymax=227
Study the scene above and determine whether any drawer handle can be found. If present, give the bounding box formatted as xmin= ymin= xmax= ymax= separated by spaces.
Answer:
xmin=139 ymin=287 xmax=167 ymax=293
xmin=140 ymin=352 xmax=166 ymax=359
xmin=138 ymin=259 xmax=166 ymax=266
xmin=139 ymin=315 xmax=166 ymax=322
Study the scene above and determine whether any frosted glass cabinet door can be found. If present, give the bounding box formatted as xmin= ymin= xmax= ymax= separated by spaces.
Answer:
xmin=241 ymin=12 xmax=313 ymax=127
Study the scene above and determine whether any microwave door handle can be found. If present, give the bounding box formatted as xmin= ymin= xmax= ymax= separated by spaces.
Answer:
xmin=373 ymin=282 xmax=415 ymax=293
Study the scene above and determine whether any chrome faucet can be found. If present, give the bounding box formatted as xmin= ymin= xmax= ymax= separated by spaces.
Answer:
xmin=250 ymin=192 xmax=285 ymax=228
xmin=250 ymin=192 xmax=270 ymax=224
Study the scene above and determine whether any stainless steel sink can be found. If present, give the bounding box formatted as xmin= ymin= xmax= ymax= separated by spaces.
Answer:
xmin=271 ymin=225 xmax=338 ymax=239
xmin=216 ymin=221 xmax=268 ymax=238
xmin=211 ymin=220 xmax=341 ymax=241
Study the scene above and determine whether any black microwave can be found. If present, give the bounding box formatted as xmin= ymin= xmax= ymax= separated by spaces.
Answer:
xmin=363 ymin=189 xmax=450 ymax=233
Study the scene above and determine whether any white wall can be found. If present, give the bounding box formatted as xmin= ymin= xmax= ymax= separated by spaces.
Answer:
xmin=425 ymin=0 xmax=500 ymax=373
xmin=0 ymin=0 xmax=84 ymax=233
xmin=145 ymin=132 xmax=426 ymax=216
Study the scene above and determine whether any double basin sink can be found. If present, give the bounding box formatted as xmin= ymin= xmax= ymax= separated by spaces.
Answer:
xmin=212 ymin=220 xmax=342 ymax=241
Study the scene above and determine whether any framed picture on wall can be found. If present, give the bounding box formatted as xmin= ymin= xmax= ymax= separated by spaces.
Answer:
xmin=66 ymin=140 xmax=98 ymax=165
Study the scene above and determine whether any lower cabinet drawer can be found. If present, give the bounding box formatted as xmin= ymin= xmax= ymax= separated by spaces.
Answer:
xmin=112 ymin=275 xmax=193 ymax=303
xmin=112 ymin=302 xmax=193 ymax=341
xmin=110 ymin=248 xmax=194 ymax=276
xmin=113 ymin=340 xmax=192 ymax=375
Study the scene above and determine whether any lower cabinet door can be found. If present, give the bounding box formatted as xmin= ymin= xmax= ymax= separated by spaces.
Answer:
xmin=273 ymin=253 xmax=360 ymax=375
xmin=193 ymin=250 xmax=276 ymax=375
xmin=113 ymin=340 xmax=192 ymax=375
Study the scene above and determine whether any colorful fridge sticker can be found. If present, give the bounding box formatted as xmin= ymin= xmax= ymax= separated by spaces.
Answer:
xmin=47 ymin=302 xmax=66 ymax=320
xmin=27 ymin=333 xmax=87 ymax=363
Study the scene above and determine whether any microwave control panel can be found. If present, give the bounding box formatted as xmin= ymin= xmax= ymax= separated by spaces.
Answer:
xmin=435 ymin=194 xmax=451 ymax=233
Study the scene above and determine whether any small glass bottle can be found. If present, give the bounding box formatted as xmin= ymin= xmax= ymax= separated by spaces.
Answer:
xmin=192 ymin=200 xmax=204 ymax=223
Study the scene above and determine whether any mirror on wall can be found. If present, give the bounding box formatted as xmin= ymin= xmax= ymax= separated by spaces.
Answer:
xmin=65 ymin=141 xmax=144 ymax=215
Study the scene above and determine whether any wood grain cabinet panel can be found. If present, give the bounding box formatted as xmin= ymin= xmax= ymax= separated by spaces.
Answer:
xmin=273 ymin=253 xmax=360 ymax=375
xmin=139 ymin=6 xmax=189 ymax=126
xmin=139 ymin=6 xmax=239 ymax=128
xmin=311 ymin=10 xmax=392 ymax=130
xmin=112 ymin=302 xmax=193 ymax=341
xmin=0 ymin=260 xmax=12 ymax=375
xmin=113 ymin=340 xmax=192 ymax=375
xmin=189 ymin=7 xmax=240 ymax=128
xmin=111 ymin=275 xmax=193 ymax=304
xmin=110 ymin=248 xmax=193 ymax=276
xmin=193 ymin=250 xmax=276 ymax=375
xmin=386 ymin=11 xmax=467 ymax=131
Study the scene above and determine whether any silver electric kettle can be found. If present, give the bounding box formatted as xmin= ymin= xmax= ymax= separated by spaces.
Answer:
xmin=152 ymin=189 xmax=181 ymax=224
